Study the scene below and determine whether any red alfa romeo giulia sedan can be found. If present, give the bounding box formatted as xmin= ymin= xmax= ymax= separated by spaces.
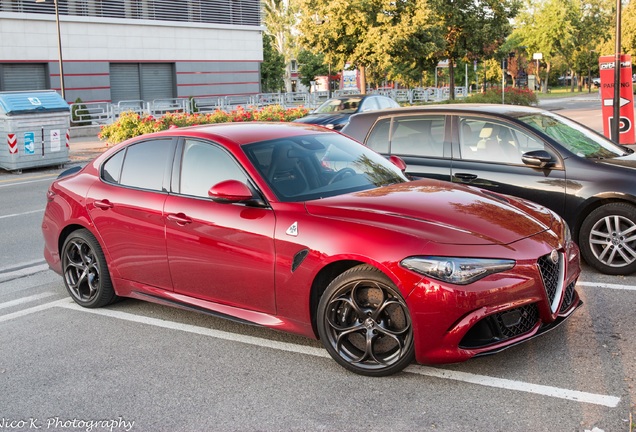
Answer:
xmin=42 ymin=122 xmax=581 ymax=376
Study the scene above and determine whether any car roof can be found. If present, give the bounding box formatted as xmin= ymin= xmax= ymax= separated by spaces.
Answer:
xmin=341 ymin=103 xmax=545 ymax=140
xmin=128 ymin=121 xmax=333 ymax=147
xmin=350 ymin=103 xmax=543 ymax=117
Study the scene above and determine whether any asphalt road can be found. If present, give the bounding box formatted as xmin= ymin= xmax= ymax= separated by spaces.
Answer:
xmin=1 ymin=101 xmax=634 ymax=432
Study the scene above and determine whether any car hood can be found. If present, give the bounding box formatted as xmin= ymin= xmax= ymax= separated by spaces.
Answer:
xmin=593 ymin=151 xmax=636 ymax=170
xmin=293 ymin=113 xmax=349 ymax=125
xmin=305 ymin=180 xmax=554 ymax=246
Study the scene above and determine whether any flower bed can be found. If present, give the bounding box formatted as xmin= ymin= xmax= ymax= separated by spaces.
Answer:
xmin=98 ymin=105 xmax=309 ymax=144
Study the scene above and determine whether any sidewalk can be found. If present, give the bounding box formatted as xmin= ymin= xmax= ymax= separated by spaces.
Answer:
xmin=68 ymin=133 xmax=109 ymax=163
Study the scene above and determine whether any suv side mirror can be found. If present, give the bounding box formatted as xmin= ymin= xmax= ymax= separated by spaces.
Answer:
xmin=389 ymin=155 xmax=407 ymax=172
xmin=521 ymin=150 xmax=555 ymax=168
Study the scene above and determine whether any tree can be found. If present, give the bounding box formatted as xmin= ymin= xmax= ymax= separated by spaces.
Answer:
xmin=428 ymin=0 xmax=520 ymax=99
xmin=262 ymin=0 xmax=299 ymax=92
xmin=624 ymin=0 xmax=636 ymax=55
xmin=516 ymin=0 xmax=612 ymax=93
xmin=261 ymin=34 xmax=286 ymax=93
xmin=296 ymin=50 xmax=330 ymax=89
xmin=295 ymin=0 xmax=442 ymax=93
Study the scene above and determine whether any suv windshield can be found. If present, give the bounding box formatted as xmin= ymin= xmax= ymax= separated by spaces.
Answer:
xmin=314 ymin=97 xmax=363 ymax=114
xmin=519 ymin=112 xmax=627 ymax=159
xmin=243 ymin=133 xmax=407 ymax=202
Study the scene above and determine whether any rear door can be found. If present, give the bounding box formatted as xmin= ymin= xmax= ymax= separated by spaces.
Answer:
xmin=87 ymin=138 xmax=175 ymax=290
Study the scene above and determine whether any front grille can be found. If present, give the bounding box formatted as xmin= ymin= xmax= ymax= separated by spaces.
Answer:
xmin=559 ymin=281 xmax=576 ymax=313
xmin=459 ymin=303 xmax=540 ymax=349
xmin=538 ymin=253 xmax=561 ymax=305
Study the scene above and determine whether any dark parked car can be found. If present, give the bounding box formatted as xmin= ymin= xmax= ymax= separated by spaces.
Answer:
xmin=341 ymin=104 xmax=636 ymax=275
xmin=42 ymin=122 xmax=580 ymax=376
xmin=293 ymin=94 xmax=399 ymax=130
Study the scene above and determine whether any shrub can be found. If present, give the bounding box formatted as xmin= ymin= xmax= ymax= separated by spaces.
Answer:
xmin=98 ymin=105 xmax=309 ymax=144
xmin=71 ymin=97 xmax=92 ymax=126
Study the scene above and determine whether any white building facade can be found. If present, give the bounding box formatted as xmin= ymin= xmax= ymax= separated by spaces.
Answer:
xmin=0 ymin=0 xmax=263 ymax=103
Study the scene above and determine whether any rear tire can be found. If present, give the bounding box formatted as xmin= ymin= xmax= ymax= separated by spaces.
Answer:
xmin=579 ymin=203 xmax=636 ymax=275
xmin=61 ymin=229 xmax=118 ymax=308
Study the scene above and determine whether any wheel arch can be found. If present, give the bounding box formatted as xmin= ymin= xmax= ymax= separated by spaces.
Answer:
xmin=571 ymin=193 xmax=636 ymax=239
xmin=308 ymin=260 xmax=363 ymax=338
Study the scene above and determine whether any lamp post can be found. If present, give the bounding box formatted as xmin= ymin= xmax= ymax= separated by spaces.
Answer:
xmin=612 ymin=0 xmax=621 ymax=143
xmin=36 ymin=0 xmax=65 ymax=100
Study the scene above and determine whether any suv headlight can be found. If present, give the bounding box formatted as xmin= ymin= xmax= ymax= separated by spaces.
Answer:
xmin=401 ymin=257 xmax=515 ymax=285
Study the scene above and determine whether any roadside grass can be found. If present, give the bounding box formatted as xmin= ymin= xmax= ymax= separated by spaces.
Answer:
xmin=534 ymin=86 xmax=600 ymax=100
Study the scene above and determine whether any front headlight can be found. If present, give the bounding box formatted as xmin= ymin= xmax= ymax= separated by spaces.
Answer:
xmin=401 ymin=256 xmax=515 ymax=285
xmin=563 ymin=221 xmax=572 ymax=244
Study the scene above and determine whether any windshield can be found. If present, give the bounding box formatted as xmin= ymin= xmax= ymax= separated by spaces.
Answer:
xmin=243 ymin=133 xmax=407 ymax=202
xmin=314 ymin=97 xmax=363 ymax=114
xmin=519 ymin=112 xmax=627 ymax=159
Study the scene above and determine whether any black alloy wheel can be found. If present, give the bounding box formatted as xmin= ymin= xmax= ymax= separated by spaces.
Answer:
xmin=317 ymin=265 xmax=415 ymax=376
xmin=61 ymin=229 xmax=117 ymax=308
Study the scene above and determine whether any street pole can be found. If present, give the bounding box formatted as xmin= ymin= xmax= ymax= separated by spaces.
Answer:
xmin=36 ymin=0 xmax=65 ymax=100
xmin=612 ymin=0 xmax=621 ymax=143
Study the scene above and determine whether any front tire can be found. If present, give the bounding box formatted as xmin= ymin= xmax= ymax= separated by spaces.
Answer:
xmin=61 ymin=229 xmax=117 ymax=308
xmin=317 ymin=265 xmax=415 ymax=376
xmin=579 ymin=203 xmax=636 ymax=275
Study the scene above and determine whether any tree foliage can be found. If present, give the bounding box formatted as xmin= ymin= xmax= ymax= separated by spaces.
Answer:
xmin=262 ymin=0 xmax=299 ymax=92
xmin=428 ymin=0 xmax=520 ymax=98
xmin=261 ymin=33 xmax=286 ymax=93
xmin=296 ymin=50 xmax=330 ymax=88
xmin=295 ymin=0 xmax=442 ymax=91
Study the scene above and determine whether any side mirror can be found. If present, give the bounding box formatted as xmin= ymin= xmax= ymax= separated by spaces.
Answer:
xmin=521 ymin=150 xmax=555 ymax=168
xmin=389 ymin=155 xmax=407 ymax=172
xmin=208 ymin=180 xmax=254 ymax=203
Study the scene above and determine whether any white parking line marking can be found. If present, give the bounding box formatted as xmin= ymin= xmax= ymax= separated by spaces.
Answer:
xmin=578 ymin=281 xmax=636 ymax=291
xmin=58 ymin=301 xmax=328 ymax=358
xmin=0 ymin=209 xmax=44 ymax=220
xmin=0 ymin=259 xmax=47 ymax=273
xmin=0 ymin=176 xmax=55 ymax=188
xmin=0 ymin=264 xmax=50 ymax=282
xmin=58 ymin=301 xmax=621 ymax=408
xmin=407 ymin=366 xmax=620 ymax=408
xmin=0 ymin=292 xmax=56 ymax=310
xmin=0 ymin=298 xmax=69 ymax=323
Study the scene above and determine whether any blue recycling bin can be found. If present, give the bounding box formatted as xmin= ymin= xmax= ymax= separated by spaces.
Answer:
xmin=0 ymin=90 xmax=70 ymax=172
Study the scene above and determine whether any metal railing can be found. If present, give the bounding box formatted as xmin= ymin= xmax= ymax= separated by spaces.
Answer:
xmin=69 ymin=87 xmax=471 ymax=126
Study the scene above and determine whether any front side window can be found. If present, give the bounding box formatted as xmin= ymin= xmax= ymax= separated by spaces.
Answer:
xmin=458 ymin=118 xmax=544 ymax=165
xmin=179 ymin=140 xmax=248 ymax=198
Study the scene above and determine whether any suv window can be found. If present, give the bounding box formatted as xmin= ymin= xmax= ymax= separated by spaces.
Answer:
xmin=365 ymin=118 xmax=391 ymax=153
xmin=179 ymin=140 xmax=248 ymax=198
xmin=390 ymin=116 xmax=445 ymax=157
xmin=458 ymin=118 xmax=544 ymax=164
xmin=102 ymin=139 xmax=173 ymax=191
xmin=360 ymin=98 xmax=380 ymax=112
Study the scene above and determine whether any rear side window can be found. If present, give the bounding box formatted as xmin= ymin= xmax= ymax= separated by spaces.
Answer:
xmin=102 ymin=139 xmax=173 ymax=191
xmin=390 ymin=116 xmax=445 ymax=157
xmin=365 ymin=118 xmax=391 ymax=153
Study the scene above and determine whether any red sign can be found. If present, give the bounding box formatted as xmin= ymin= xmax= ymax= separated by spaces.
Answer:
xmin=599 ymin=54 xmax=635 ymax=144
